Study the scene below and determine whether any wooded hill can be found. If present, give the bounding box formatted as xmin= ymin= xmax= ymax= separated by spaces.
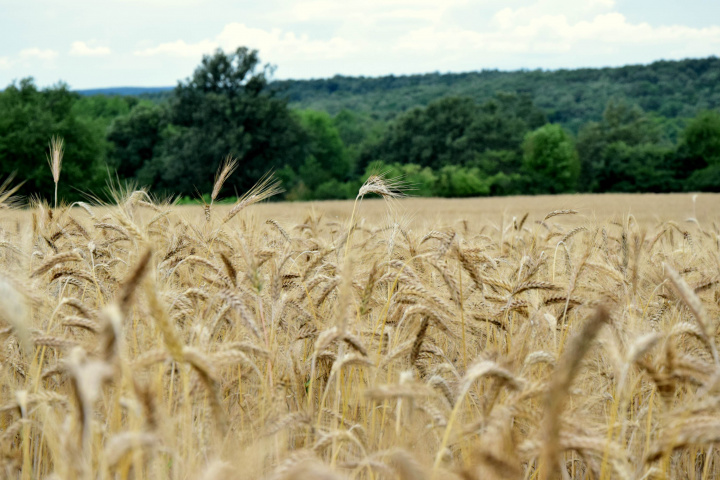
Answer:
xmin=79 ymin=56 xmax=720 ymax=132
xmin=274 ymin=56 xmax=720 ymax=131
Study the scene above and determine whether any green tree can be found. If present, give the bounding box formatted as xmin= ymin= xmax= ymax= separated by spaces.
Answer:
xmin=435 ymin=165 xmax=489 ymax=197
xmin=332 ymin=109 xmax=384 ymax=169
xmin=0 ymin=78 xmax=105 ymax=202
xmin=362 ymin=92 xmax=546 ymax=176
xmin=368 ymin=96 xmax=478 ymax=170
xmin=157 ymin=47 xmax=305 ymax=196
xmin=680 ymin=110 xmax=720 ymax=191
xmin=72 ymin=95 xmax=135 ymax=126
xmin=522 ymin=124 xmax=579 ymax=193
xmin=296 ymin=110 xmax=351 ymax=191
xmin=681 ymin=110 xmax=720 ymax=165
xmin=598 ymin=142 xmax=678 ymax=192
xmin=107 ymin=103 xmax=167 ymax=183
xmin=577 ymin=100 xmax=663 ymax=191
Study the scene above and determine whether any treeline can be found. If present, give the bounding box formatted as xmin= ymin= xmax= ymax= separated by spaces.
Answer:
xmin=1 ymin=47 xmax=720 ymax=203
xmin=275 ymin=56 xmax=720 ymax=132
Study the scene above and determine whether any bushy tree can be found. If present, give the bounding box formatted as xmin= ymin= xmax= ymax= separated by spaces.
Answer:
xmin=522 ymin=124 xmax=579 ymax=193
xmin=156 ymin=47 xmax=305 ymax=195
xmin=0 ymin=78 xmax=105 ymax=202
xmin=680 ymin=110 xmax=720 ymax=191
xmin=332 ymin=109 xmax=384 ymax=166
xmin=107 ymin=103 xmax=167 ymax=183
xmin=362 ymin=92 xmax=546 ymax=178
xmin=597 ymin=142 xmax=678 ymax=192
xmin=296 ymin=110 xmax=351 ymax=189
xmin=577 ymin=100 xmax=664 ymax=192
xmin=369 ymin=96 xmax=478 ymax=170
xmin=682 ymin=110 xmax=720 ymax=165
xmin=436 ymin=165 xmax=490 ymax=197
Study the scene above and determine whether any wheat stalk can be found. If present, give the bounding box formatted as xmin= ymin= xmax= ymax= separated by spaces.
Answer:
xmin=46 ymin=136 xmax=64 ymax=209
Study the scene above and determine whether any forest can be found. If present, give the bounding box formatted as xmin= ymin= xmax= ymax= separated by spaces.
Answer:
xmin=1 ymin=47 xmax=719 ymax=202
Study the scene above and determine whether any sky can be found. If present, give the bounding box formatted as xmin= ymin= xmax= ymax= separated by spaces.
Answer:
xmin=1 ymin=0 xmax=719 ymax=89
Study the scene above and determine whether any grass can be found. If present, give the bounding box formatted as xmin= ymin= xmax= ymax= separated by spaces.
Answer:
xmin=1 ymin=173 xmax=720 ymax=479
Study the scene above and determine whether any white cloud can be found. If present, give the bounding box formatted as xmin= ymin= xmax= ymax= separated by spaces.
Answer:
xmin=134 ymin=39 xmax=219 ymax=57
xmin=134 ymin=23 xmax=358 ymax=63
xmin=492 ymin=0 xmax=616 ymax=27
xmin=69 ymin=41 xmax=111 ymax=56
xmin=19 ymin=48 xmax=58 ymax=60
xmin=0 ymin=57 xmax=11 ymax=69
xmin=216 ymin=23 xmax=357 ymax=60
xmin=395 ymin=11 xmax=720 ymax=58
xmin=280 ymin=0 xmax=454 ymax=23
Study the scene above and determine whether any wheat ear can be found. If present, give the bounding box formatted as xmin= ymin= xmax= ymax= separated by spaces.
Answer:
xmin=46 ymin=136 xmax=64 ymax=209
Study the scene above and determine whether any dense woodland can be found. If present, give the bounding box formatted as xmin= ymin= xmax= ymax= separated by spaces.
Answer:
xmin=1 ymin=47 xmax=720 ymax=202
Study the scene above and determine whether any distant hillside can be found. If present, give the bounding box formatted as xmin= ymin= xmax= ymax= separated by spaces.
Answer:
xmin=76 ymin=86 xmax=173 ymax=97
xmin=273 ymin=56 xmax=720 ymax=131
xmin=77 ymin=57 xmax=720 ymax=131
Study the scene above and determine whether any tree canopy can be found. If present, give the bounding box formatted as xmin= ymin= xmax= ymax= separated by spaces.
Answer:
xmin=522 ymin=124 xmax=579 ymax=194
xmin=0 ymin=78 xmax=105 ymax=202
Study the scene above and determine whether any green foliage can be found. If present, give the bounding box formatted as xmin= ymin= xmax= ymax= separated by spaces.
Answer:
xmin=362 ymin=93 xmax=544 ymax=175
xmin=332 ymin=109 xmax=384 ymax=167
xmin=435 ymin=165 xmax=490 ymax=197
xmin=156 ymin=47 xmax=305 ymax=195
xmin=597 ymin=142 xmax=679 ymax=192
xmin=679 ymin=110 xmax=720 ymax=191
xmin=5 ymin=51 xmax=720 ymax=201
xmin=72 ymin=95 xmax=135 ymax=126
xmin=276 ymin=57 xmax=720 ymax=131
xmin=577 ymin=100 xmax=666 ymax=192
xmin=0 ymin=78 xmax=105 ymax=202
xmin=295 ymin=110 xmax=351 ymax=190
xmin=364 ymin=161 xmax=437 ymax=197
xmin=363 ymin=160 xmax=491 ymax=198
xmin=107 ymin=103 xmax=167 ymax=183
xmin=681 ymin=110 xmax=720 ymax=165
xmin=371 ymin=96 xmax=479 ymax=169
xmin=313 ymin=179 xmax=358 ymax=200
xmin=398 ymin=163 xmax=437 ymax=197
xmin=686 ymin=164 xmax=720 ymax=192
xmin=522 ymin=124 xmax=579 ymax=194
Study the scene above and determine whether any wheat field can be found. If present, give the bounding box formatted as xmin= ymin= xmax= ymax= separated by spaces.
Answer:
xmin=2 ymin=176 xmax=720 ymax=479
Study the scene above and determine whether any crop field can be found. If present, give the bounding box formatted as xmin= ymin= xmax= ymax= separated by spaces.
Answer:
xmin=2 ymin=178 xmax=720 ymax=479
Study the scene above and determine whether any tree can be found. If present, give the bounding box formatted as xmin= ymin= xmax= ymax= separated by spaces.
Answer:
xmin=368 ymin=96 xmax=478 ymax=170
xmin=681 ymin=110 xmax=720 ymax=165
xmin=596 ymin=142 xmax=678 ymax=192
xmin=468 ymin=92 xmax=547 ymax=154
xmin=0 ymin=78 xmax=105 ymax=202
xmin=361 ymin=92 xmax=546 ymax=175
xmin=577 ymin=100 xmax=663 ymax=191
xmin=296 ymin=110 xmax=351 ymax=192
xmin=522 ymin=124 xmax=579 ymax=194
xmin=679 ymin=110 xmax=720 ymax=191
xmin=332 ymin=109 xmax=384 ymax=168
xmin=107 ymin=103 xmax=167 ymax=183
xmin=156 ymin=47 xmax=305 ymax=196
xmin=435 ymin=165 xmax=490 ymax=197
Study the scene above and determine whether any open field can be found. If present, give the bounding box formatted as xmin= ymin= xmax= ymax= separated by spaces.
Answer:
xmin=2 ymin=188 xmax=720 ymax=479
xmin=243 ymin=192 xmax=719 ymax=227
